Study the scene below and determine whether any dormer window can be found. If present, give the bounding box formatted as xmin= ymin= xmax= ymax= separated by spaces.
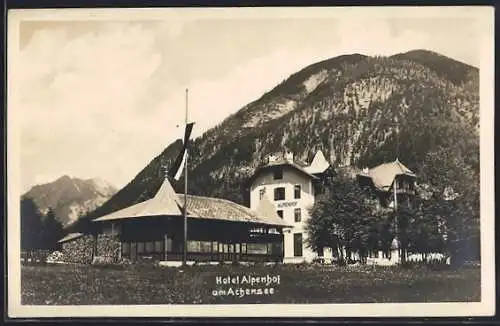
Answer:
xmin=273 ymin=168 xmax=283 ymax=180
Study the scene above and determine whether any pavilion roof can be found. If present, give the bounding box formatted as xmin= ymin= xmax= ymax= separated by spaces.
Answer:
xmin=92 ymin=178 xmax=291 ymax=227
xmin=357 ymin=159 xmax=416 ymax=191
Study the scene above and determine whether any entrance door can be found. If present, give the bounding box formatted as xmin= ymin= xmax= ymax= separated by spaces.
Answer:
xmin=130 ymin=242 xmax=137 ymax=261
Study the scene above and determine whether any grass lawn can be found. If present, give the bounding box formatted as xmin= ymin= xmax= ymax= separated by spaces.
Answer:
xmin=21 ymin=263 xmax=481 ymax=305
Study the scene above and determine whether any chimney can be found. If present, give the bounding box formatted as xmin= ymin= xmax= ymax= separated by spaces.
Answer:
xmin=285 ymin=151 xmax=294 ymax=162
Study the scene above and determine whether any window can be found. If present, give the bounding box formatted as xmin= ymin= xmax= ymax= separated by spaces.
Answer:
xmin=122 ymin=242 xmax=130 ymax=254
xmin=267 ymin=243 xmax=273 ymax=254
xmin=274 ymin=187 xmax=286 ymax=201
xmin=247 ymin=243 xmax=268 ymax=254
xmin=187 ymin=241 xmax=213 ymax=253
xmin=259 ymin=188 xmax=266 ymax=200
xmin=154 ymin=240 xmax=163 ymax=253
xmin=137 ymin=242 xmax=145 ymax=253
xmin=294 ymin=208 xmax=302 ymax=222
xmin=293 ymin=233 xmax=303 ymax=257
xmin=294 ymin=185 xmax=301 ymax=199
xmin=273 ymin=168 xmax=283 ymax=180
xmin=187 ymin=241 xmax=201 ymax=252
xmin=277 ymin=210 xmax=283 ymax=219
xmin=166 ymin=238 xmax=173 ymax=252
xmin=314 ymin=184 xmax=324 ymax=196
xmin=145 ymin=241 xmax=155 ymax=253
xmin=201 ymin=241 xmax=212 ymax=253
xmin=241 ymin=243 xmax=247 ymax=254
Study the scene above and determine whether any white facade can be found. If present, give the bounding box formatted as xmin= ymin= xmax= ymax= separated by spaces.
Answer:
xmin=249 ymin=162 xmax=331 ymax=263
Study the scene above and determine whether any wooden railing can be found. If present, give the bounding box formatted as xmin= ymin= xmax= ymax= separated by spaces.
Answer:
xmin=166 ymin=252 xmax=283 ymax=262
xmin=123 ymin=251 xmax=283 ymax=263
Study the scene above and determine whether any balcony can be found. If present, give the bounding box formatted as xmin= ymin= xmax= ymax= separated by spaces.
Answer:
xmin=395 ymin=188 xmax=415 ymax=195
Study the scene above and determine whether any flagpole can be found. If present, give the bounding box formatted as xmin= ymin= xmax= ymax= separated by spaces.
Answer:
xmin=394 ymin=177 xmax=399 ymax=262
xmin=183 ymin=88 xmax=188 ymax=266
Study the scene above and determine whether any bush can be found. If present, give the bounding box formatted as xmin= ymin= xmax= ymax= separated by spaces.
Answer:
xmin=312 ymin=257 xmax=325 ymax=265
xmin=335 ymin=259 xmax=347 ymax=267
xmin=118 ymin=258 xmax=133 ymax=266
xmin=91 ymin=256 xmax=125 ymax=269
xmin=46 ymin=251 xmax=64 ymax=263
xmin=295 ymin=260 xmax=309 ymax=269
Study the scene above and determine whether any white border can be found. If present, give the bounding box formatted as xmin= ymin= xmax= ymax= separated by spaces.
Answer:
xmin=7 ymin=6 xmax=495 ymax=318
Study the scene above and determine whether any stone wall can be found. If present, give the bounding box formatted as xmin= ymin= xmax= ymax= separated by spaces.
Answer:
xmin=94 ymin=233 xmax=121 ymax=263
xmin=61 ymin=235 xmax=95 ymax=264
xmin=61 ymin=233 xmax=122 ymax=264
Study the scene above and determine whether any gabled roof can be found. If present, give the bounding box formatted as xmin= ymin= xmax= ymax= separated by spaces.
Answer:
xmin=249 ymin=159 xmax=318 ymax=185
xmin=358 ymin=159 xmax=416 ymax=191
xmin=304 ymin=150 xmax=330 ymax=175
xmin=178 ymin=194 xmax=291 ymax=227
xmin=255 ymin=194 xmax=283 ymax=221
xmin=92 ymin=178 xmax=291 ymax=227
xmin=58 ymin=232 xmax=84 ymax=243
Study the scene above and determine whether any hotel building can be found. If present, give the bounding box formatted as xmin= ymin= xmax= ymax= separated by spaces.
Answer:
xmin=248 ymin=150 xmax=332 ymax=263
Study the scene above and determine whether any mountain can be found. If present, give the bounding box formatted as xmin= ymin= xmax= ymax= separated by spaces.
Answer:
xmin=77 ymin=49 xmax=479 ymax=227
xmin=22 ymin=176 xmax=117 ymax=226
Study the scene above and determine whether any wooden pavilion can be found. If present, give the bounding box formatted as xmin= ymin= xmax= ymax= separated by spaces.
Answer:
xmin=91 ymin=178 xmax=292 ymax=263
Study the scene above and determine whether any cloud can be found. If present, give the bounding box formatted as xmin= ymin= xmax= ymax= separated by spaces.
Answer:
xmin=333 ymin=19 xmax=429 ymax=57
xmin=19 ymin=22 xmax=162 ymax=191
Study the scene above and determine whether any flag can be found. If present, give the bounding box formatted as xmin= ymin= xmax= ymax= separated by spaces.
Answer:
xmin=169 ymin=122 xmax=195 ymax=181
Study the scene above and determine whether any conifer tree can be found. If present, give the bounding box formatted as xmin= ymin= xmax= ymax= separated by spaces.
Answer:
xmin=20 ymin=197 xmax=44 ymax=250
xmin=40 ymin=207 xmax=64 ymax=250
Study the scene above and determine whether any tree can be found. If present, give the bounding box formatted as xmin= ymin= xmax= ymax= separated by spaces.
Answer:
xmin=305 ymin=172 xmax=379 ymax=264
xmin=306 ymin=193 xmax=343 ymax=261
xmin=396 ymin=205 xmax=416 ymax=264
xmin=417 ymin=145 xmax=480 ymax=265
xmin=40 ymin=208 xmax=64 ymax=250
xmin=434 ymin=195 xmax=479 ymax=266
xmin=20 ymin=197 xmax=44 ymax=250
xmin=410 ymin=198 xmax=446 ymax=258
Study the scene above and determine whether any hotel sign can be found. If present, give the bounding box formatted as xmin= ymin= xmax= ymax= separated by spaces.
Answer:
xmin=277 ymin=201 xmax=298 ymax=208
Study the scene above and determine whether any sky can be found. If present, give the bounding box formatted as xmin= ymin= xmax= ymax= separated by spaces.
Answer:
xmin=12 ymin=8 xmax=486 ymax=192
